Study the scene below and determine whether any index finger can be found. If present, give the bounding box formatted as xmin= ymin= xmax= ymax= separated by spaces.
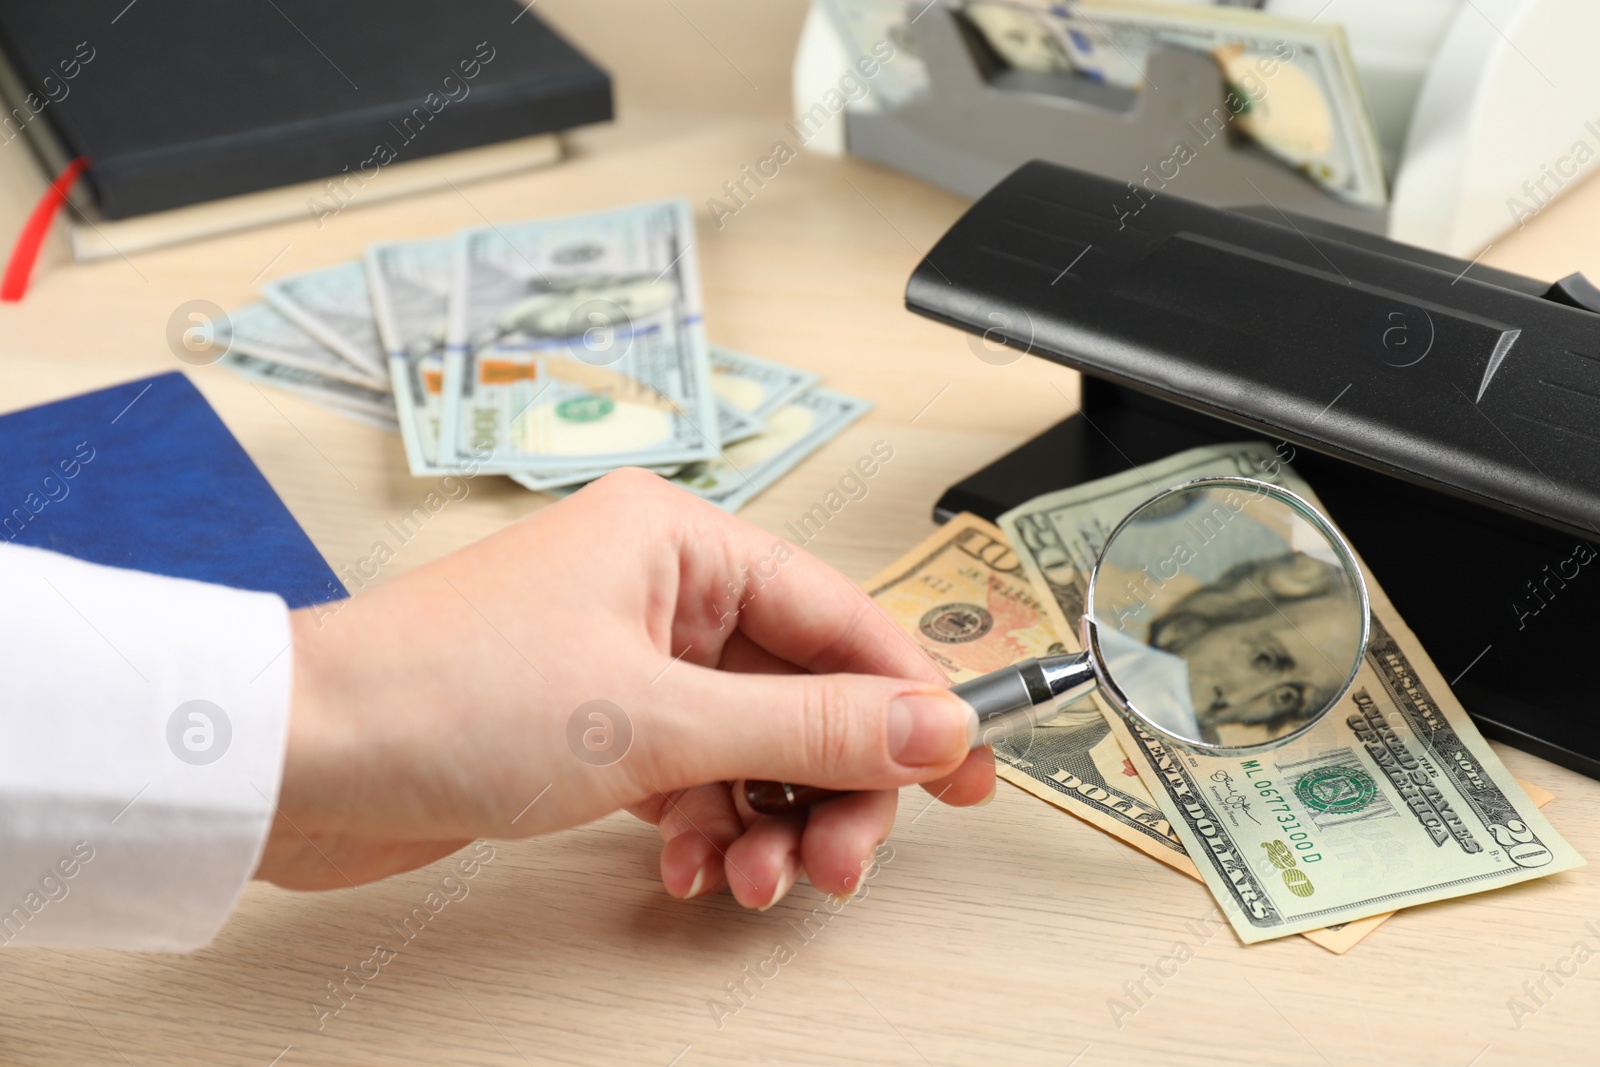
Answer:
xmin=671 ymin=495 xmax=950 ymax=687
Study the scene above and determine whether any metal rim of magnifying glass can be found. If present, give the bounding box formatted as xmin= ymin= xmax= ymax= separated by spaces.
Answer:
xmin=1078 ymin=475 xmax=1373 ymax=755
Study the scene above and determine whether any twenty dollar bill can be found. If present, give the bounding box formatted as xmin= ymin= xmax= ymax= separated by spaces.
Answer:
xmin=998 ymin=442 xmax=1582 ymax=943
xmin=866 ymin=510 xmax=1392 ymax=951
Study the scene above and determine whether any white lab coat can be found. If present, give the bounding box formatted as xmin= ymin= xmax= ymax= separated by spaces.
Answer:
xmin=0 ymin=542 xmax=291 ymax=950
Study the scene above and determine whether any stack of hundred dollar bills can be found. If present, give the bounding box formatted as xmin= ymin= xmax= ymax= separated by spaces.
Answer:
xmin=221 ymin=198 xmax=871 ymax=512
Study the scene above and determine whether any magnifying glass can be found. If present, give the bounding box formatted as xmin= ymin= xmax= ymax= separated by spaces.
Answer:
xmin=744 ymin=476 xmax=1371 ymax=816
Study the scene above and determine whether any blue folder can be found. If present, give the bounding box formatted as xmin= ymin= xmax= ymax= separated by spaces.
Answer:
xmin=0 ymin=371 xmax=346 ymax=608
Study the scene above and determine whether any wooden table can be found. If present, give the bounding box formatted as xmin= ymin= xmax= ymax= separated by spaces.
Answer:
xmin=5 ymin=4 xmax=1600 ymax=1064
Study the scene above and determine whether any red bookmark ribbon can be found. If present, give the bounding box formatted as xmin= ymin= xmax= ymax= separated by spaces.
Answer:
xmin=1 ymin=155 xmax=90 ymax=302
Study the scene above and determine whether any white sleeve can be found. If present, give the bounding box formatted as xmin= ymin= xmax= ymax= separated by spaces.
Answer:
xmin=0 ymin=542 xmax=293 ymax=951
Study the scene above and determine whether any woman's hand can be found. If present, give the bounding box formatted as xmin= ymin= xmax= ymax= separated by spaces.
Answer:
xmin=258 ymin=468 xmax=994 ymax=909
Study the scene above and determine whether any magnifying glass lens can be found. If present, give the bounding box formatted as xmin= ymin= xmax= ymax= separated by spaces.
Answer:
xmin=1087 ymin=481 xmax=1367 ymax=751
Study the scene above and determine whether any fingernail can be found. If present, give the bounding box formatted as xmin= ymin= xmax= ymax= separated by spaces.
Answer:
xmin=829 ymin=867 xmax=865 ymax=906
xmin=683 ymin=863 xmax=711 ymax=899
xmin=888 ymin=690 xmax=973 ymax=767
xmin=973 ymin=779 xmax=998 ymax=807
xmin=759 ymin=855 xmax=799 ymax=912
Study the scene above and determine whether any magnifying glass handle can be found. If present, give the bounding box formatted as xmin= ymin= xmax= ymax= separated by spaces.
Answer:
xmin=743 ymin=653 xmax=1095 ymax=817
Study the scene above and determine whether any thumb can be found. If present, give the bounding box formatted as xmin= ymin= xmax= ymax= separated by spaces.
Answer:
xmin=644 ymin=668 xmax=976 ymax=792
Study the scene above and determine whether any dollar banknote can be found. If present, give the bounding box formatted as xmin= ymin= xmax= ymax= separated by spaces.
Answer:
xmin=815 ymin=0 xmax=930 ymax=109
xmin=505 ymin=347 xmax=817 ymax=492
xmin=976 ymin=0 xmax=1387 ymax=208
xmin=438 ymin=199 xmax=720 ymax=474
xmin=227 ymin=212 xmax=857 ymax=513
xmin=962 ymin=2 xmax=1077 ymax=72
xmin=505 ymin=390 xmax=764 ymax=494
xmin=668 ymin=386 xmax=871 ymax=511
xmin=262 ymin=260 xmax=387 ymax=381
xmin=871 ymin=509 xmax=1559 ymax=952
xmin=540 ymin=386 xmax=872 ymax=511
xmin=228 ymin=303 xmax=387 ymax=391
xmin=867 ymin=513 xmax=1187 ymax=866
xmin=714 ymin=398 xmax=767 ymax=447
xmin=221 ymin=351 xmax=398 ymax=432
xmin=710 ymin=347 xmax=818 ymax=419
xmin=505 ymin=348 xmax=791 ymax=491
xmin=866 ymin=511 xmax=1354 ymax=950
xmin=367 ymin=237 xmax=453 ymax=475
xmin=999 ymin=442 xmax=1582 ymax=943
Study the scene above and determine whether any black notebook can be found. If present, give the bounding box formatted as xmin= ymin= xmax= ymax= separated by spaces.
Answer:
xmin=0 ymin=0 xmax=611 ymax=219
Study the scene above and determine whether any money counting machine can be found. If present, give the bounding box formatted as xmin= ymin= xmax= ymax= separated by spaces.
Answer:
xmin=802 ymin=0 xmax=1600 ymax=257
xmin=908 ymin=160 xmax=1600 ymax=780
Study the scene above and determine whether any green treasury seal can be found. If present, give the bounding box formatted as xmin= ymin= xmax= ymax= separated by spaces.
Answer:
xmin=556 ymin=395 xmax=615 ymax=423
xmin=1294 ymin=765 xmax=1378 ymax=814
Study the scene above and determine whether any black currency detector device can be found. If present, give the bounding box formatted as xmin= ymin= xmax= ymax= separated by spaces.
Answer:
xmin=907 ymin=160 xmax=1600 ymax=781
